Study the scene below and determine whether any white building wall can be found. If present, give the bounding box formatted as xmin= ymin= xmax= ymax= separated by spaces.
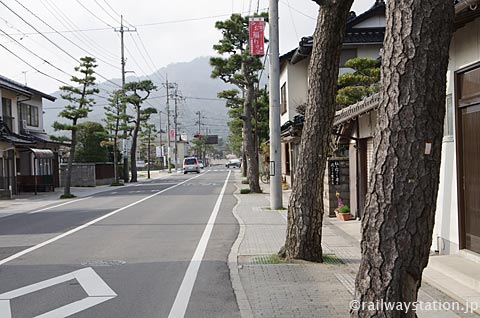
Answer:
xmin=280 ymin=58 xmax=309 ymax=125
xmin=280 ymin=64 xmax=289 ymax=125
xmin=432 ymin=17 xmax=480 ymax=254
xmin=353 ymin=16 xmax=386 ymax=28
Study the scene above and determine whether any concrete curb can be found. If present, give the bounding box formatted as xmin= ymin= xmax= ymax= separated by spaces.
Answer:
xmin=228 ymin=175 xmax=254 ymax=318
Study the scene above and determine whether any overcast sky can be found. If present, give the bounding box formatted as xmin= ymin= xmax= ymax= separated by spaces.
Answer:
xmin=0 ymin=0 xmax=373 ymax=94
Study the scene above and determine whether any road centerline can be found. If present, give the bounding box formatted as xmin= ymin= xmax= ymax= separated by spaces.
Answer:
xmin=168 ymin=170 xmax=231 ymax=318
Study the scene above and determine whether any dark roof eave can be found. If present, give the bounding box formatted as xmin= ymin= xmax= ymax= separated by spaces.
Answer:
xmin=0 ymin=75 xmax=56 ymax=101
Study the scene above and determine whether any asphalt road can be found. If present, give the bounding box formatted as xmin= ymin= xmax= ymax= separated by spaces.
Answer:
xmin=0 ymin=168 xmax=240 ymax=318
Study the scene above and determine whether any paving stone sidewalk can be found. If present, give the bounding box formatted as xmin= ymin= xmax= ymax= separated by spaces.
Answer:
xmin=229 ymin=171 xmax=480 ymax=318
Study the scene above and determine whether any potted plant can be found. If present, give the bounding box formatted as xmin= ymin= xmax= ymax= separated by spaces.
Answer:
xmin=336 ymin=205 xmax=351 ymax=221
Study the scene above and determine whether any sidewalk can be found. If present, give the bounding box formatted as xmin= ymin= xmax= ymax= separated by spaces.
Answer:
xmin=229 ymin=171 xmax=480 ymax=317
xmin=0 ymin=169 xmax=171 ymax=217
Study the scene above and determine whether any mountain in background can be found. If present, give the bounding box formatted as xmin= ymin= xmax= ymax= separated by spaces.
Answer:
xmin=43 ymin=56 xmax=235 ymax=141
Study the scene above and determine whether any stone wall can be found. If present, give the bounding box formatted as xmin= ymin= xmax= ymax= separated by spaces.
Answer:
xmin=0 ymin=189 xmax=12 ymax=200
xmin=60 ymin=163 xmax=115 ymax=187
xmin=324 ymin=157 xmax=350 ymax=217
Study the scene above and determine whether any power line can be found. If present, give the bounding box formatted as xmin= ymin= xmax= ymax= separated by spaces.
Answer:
xmin=1 ymin=8 xmax=270 ymax=36
xmin=2 ymin=0 xmax=121 ymax=88
xmin=93 ymin=0 xmax=120 ymax=25
xmin=0 ymin=27 xmax=72 ymax=78
xmin=135 ymin=32 xmax=166 ymax=82
xmin=279 ymin=1 xmax=316 ymax=20
xmin=10 ymin=0 xmax=121 ymax=70
xmin=0 ymin=42 xmax=69 ymax=86
xmin=40 ymin=0 xmax=119 ymax=61
xmin=75 ymin=0 xmax=115 ymax=28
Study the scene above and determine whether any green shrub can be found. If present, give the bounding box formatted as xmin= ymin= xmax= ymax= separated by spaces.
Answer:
xmin=60 ymin=193 xmax=76 ymax=199
xmin=240 ymin=188 xmax=251 ymax=194
xmin=339 ymin=205 xmax=350 ymax=213
xmin=241 ymin=179 xmax=249 ymax=184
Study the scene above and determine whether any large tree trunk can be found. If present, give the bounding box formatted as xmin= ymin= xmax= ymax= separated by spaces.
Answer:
xmin=64 ymin=120 xmax=78 ymax=196
xmin=244 ymin=83 xmax=261 ymax=193
xmin=352 ymin=1 xmax=454 ymax=317
xmin=130 ymin=109 xmax=141 ymax=182
xmin=281 ymin=0 xmax=353 ymax=262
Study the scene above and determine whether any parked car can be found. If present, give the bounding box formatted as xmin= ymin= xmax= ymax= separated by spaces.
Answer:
xmin=183 ymin=157 xmax=200 ymax=174
xmin=226 ymin=158 xmax=241 ymax=168
xmin=198 ymin=160 xmax=204 ymax=169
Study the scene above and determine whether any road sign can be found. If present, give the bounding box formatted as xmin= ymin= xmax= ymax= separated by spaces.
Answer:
xmin=170 ymin=129 xmax=175 ymax=139
xmin=249 ymin=18 xmax=265 ymax=55
xmin=0 ymin=267 xmax=117 ymax=318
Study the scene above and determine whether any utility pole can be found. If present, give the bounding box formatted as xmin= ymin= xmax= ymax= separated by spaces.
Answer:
xmin=269 ymin=0 xmax=282 ymax=209
xmin=196 ymin=111 xmax=201 ymax=135
xmin=158 ymin=110 xmax=163 ymax=167
xmin=173 ymin=87 xmax=179 ymax=168
xmin=195 ymin=111 xmax=202 ymax=160
xmin=165 ymin=76 xmax=172 ymax=173
xmin=115 ymin=15 xmax=136 ymax=183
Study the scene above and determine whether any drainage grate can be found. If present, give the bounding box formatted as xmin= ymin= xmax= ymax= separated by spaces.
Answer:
xmin=250 ymin=255 xmax=284 ymax=265
xmin=322 ymin=254 xmax=344 ymax=265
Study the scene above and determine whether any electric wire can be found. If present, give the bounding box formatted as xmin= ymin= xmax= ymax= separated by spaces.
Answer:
xmin=10 ymin=0 xmax=120 ymax=71
xmin=128 ymin=33 xmax=164 ymax=83
xmin=279 ymin=1 xmax=316 ymax=20
xmin=93 ymin=0 xmax=120 ymax=25
xmin=40 ymin=0 xmax=119 ymax=61
xmin=285 ymin=0 xmax=299 ymax=39
xmin=0 ymin=42 xmax=70 ymax=86
xmin=2 ymin=0 xmax=121 ymax=88
xmin=0 ymin=27 xmax=73 ymax=78
xmin=75 ymin=0 xmax=115 ymax=28
xmin=135 ymin=32 xmax=166 ymax=82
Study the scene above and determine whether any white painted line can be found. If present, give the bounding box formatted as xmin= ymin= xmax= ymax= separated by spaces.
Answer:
xmin=28 ymin=197 xmax=92 ymax=214
xmin=0 ymin=300 xmax=11 ymax=318
xmin=74 ymin=267 xmax=116 ymax=297
xmin=168 ymin=170 xmax=231 ymax=318
xmin=0 ymin=267 xmax=117 ymax=318
xmin=35 ymin=296 xmax=113 ymax=318
xmin=0 ymin=174 xmax=203 ymax=266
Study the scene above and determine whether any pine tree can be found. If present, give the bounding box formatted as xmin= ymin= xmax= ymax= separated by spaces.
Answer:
xmin=280 ymin=0 xmax=354 ymax=262
xmin=53 ymin=56 xmax=99 ymax=198
xmin=353 ymin=1 xmax=454 ymax=316
xmin=104 ymin=89 xmax=131 ymax=184
xmin=140 ymin=121 xmax=158 ymax=179
xmin=210 ymin=13 xmax=267 ymax=193
xmin=123 ymin=80 xmax=157 ymax=182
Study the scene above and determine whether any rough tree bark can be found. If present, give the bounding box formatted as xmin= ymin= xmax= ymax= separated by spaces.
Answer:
xmin=130 ymin=107 xmax=141 ymax=182
xmin=64 ymin=120 xmax=77 ymax=196
xmin=244 ymin=80 xmax=261 ymax=193
xmin=281 ymin=0 xmax=353 ymax=262
xmin=352 ymin=1 xmax=454 ymax=317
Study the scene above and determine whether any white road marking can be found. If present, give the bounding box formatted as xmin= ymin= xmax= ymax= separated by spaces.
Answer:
xmin=0 ymin=174 xmax=203 ymax=266
xmin=28 ymin=197 xmax=92 ymax=214
xmin=0 ymin=267 xmax=116 ymax=318
xmin=168 ymin=170 xmax=231 ymax=318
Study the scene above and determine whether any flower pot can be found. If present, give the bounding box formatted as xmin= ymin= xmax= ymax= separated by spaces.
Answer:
xmin=336 ymin=212 xmax=350 ymax=221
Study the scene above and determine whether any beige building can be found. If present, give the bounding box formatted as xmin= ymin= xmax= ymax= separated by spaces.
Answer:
xmin=0 ymin=75 xmax=61 ymax=197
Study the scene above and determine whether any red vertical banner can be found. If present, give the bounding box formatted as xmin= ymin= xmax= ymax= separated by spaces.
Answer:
xmin=249 ymin=18 xmax=265 ymax=55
